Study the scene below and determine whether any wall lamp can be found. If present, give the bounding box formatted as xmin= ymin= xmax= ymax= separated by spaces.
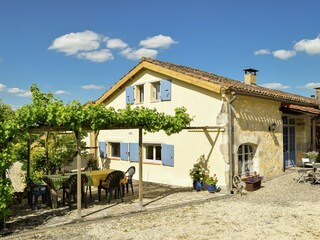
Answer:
xmin=269 ymin=122 xmax=276 ymax=132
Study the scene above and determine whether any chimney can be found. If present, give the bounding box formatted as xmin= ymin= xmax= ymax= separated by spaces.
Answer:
xmin=315 ymin=87 xmax=320 ymax=100
xmin=243 ymin=68 xmax=258 ymax=85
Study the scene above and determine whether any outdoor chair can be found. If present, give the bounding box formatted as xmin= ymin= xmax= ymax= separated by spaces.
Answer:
xmin=26 ymin=178 xmax=47 ymax=210
xmin=302 ymin=158 xmax=313 ymax=168
xmin=124 ymin=166 xmax=136 ymax=195
xmin=62 ymin=174 xmax=88 ymax=210
xmin=98 ymin=170 xmax=124 ymax=204
xmin=291 ymin=159 xmax=312 ymax=184
xmin=312 ymin=163 xmax=320 ymax=185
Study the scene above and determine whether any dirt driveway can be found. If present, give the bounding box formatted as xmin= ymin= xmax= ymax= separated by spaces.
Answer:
xmin=3 ymin=169 xmax=320 ymax=240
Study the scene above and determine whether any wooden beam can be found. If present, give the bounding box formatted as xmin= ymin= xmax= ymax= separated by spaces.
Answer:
xmin=76 ymin=131 xmax=82 ymax=220
xmin=138 ymin=128 xmax=143 ymax=208
xmin=27 ymin=132 xmax=31 ymax=179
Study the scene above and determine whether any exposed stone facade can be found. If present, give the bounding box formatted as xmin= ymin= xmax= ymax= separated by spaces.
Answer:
xmin=232 ymin=95 xmax=283 ymax=178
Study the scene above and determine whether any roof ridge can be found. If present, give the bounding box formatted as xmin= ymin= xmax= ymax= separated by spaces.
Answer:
xmin=141 ymin=57 xmax=319 ymax=107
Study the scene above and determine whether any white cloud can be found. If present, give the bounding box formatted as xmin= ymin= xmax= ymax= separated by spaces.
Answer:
xmin=301 ymin=82 xmax=320 ymax=89
xmin=17 ymin=91 xmax=32 ymax=97
xmin=77 ymin=49 xmax=114 ymax=62
xmin=7 ymin=87 xmax=31 ymax=97
xmin=48 ymin=30 xmax=101 ymax=55
xmin=106 ymin=38 xmax=128 ymax=49
xmin=121 ymin=48 xmax=158 ymax=60
xmin=254 ymin=49 xmax=271 ymax=55
xmin=54 ymin=90 xmax=68 ymax=95
xmin=261 ymin=82 xmax=289 ymax=89
xmin=48 ymin=31 xmax=177 ymax=62
xmin=294 ymin=36 xmax=320 ymax=55
xmin=0 ymin=83 xmax=6 ymax=91
xmin=139 ymin=35 xmax=177 ymax=49
xmin=81 ymin=84 xmax=105 ymax=90
xmin=8 ymin=87 xmax=25 ymax=94
xmin=272 ymin=50 xmax=296 ymax=60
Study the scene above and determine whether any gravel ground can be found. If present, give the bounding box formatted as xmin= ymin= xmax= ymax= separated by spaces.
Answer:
xmin=4 ymin=169 xmax=320 ymax=240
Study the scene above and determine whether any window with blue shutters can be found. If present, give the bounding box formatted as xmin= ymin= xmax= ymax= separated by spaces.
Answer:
xmin=135 ymin=85 xmax=144 ymax=103
xmin=145 ymin=144 xmax=162 ymax=161
xmin=160 ymin=79 xmax=171 ymax=101
xmin=161 ymin=144 xmax=174 ymax=167
xmin=151 ymin=81 xmax=161 ymax=101
xmin=110 ymin=142 xmax=120 ymax=158
xmin=126 ymin=86 xmax=134 ymax=104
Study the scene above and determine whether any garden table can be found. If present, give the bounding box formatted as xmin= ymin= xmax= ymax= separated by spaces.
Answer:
xmin=43 ymin=169 xmax=127 ymax=208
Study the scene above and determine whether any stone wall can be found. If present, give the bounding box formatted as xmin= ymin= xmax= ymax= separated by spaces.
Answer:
xmin=232 ymin=95 xmax=283 ymax=178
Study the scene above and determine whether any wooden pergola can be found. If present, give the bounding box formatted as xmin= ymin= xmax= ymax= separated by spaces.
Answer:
xmin=27 ymin=125 xmax=222 ymax=220
xmin=27 ymin=126 xmax=146 ymax=220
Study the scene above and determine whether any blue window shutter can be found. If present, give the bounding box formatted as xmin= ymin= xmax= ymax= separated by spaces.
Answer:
xmin=129 ymin=143 xmax=139 ymax=162
xmin=99 ymin=142 xmax=107 ymax=159
xmin=120 ymin=143 xmax=129 ymax=161
xmin=161 ymin=144 xmax=174 ymax=166
xmin=126 ymin=86 xmax=134 ymax=104
xmin=160 ymin=80 xmax=171 ymax=101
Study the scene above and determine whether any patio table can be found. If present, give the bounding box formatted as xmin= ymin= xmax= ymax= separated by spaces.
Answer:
xmin=43 ymin=169 xmax=127 ymax=208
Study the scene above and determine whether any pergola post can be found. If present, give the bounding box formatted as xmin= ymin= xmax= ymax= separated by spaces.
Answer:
xmin=75 ymin=131 xmax=82 ymax=220
xmin=27 ymin=132 xmax=31 ymax=179
xmin=138 ymin=127 xmax=143 ymax=208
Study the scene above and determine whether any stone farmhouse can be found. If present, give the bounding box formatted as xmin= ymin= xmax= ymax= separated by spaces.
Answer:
xmin=86 ymin=57 xmax=320 ymax=191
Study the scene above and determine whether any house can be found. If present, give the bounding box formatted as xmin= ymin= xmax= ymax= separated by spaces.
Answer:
xmin=86 ymin=57 xmax=320 ymax=191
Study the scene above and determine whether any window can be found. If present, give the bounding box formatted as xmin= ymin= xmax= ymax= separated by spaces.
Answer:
xmin=110 ymin=142 xmax=120 ymax=158
xmin=135 ymin=85 xmax=144 ymax=103
xmin=238 ymin=144 xmax=254 ymax=175
xmin=151 ymin=82 xmax=161 ymax=101
xmin=145 ymin=144 xmax=162 ymax=161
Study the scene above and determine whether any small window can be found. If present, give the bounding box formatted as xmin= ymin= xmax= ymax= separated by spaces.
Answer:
xmin=151 ymin=82 xmax=161 ymax=101
xmin=145 ymin=144 xmax=162 ymax=161
xmin=110 ymin=142 xmax=120 ymax=158
xmin=238 ymin=144 xmax=254 ymax=175
xmin=135 ymin=85 xmax=144 ymax=103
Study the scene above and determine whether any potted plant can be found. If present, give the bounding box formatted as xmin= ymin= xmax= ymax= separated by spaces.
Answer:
xmin=306 ymin=151 xmax=319 ymax=163
xmin=243 ymin=175 xmax=263 ymax=191
xmin=189 ymin=163 xmax=206 ymax=191
xmin=205 ymin=174 xmax=218 ymax=192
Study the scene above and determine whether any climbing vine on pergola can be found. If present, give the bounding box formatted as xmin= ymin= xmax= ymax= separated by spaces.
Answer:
xmin=17 ymin=84 xmax=192 ymax=135
xmin=13 ymin=84 xmax=192 ymax=219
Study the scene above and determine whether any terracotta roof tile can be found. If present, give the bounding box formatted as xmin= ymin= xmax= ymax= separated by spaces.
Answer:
xmin=142 ymin=57 xmax=320 ymax=107
xmin=281 ymin=104 xmax=320 ymax=115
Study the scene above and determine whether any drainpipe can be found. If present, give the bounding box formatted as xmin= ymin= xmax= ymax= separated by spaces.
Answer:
xmin=222 ymin=90 xmax=236 ymax=193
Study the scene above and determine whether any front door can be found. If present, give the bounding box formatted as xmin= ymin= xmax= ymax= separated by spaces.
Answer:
xmin=283 ymin=116 xmax=296 ymax=167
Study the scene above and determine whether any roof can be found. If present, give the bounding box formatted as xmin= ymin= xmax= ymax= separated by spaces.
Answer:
xmin=281 ymin=104 xmax=320 ymax=115
xmin=95 ymin=57 xmax=320 ymax=108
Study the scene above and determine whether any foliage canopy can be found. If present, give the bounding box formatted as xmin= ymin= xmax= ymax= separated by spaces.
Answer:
xmin=1 ymin=84 xmax=192 ymax=222
xmin=16 ymin=84 xmax=192 ymax=134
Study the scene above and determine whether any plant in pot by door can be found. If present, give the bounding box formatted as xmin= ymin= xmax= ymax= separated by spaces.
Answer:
xmin=205 ymin=174 xmax=218 ymax=193
xmin=306 ymin=151 xmax=319 ymax=163
xmin=189 ymin=163 xmax=206 ymax=191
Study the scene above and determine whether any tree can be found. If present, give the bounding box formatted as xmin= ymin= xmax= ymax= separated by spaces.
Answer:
xmin=0 ymin=100 xmax=18 ymax=223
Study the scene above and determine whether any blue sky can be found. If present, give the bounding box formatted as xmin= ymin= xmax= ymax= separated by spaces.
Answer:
xmin=1 ymin=0 xmax=320 ymax=109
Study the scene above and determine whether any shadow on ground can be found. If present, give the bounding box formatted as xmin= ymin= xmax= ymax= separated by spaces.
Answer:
xmin=3 ymin=180 xmax=194 ymax=235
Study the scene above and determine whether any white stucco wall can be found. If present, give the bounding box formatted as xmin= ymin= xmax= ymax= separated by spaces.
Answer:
xmin=94 ymin=69 xmax=227 ymax=187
